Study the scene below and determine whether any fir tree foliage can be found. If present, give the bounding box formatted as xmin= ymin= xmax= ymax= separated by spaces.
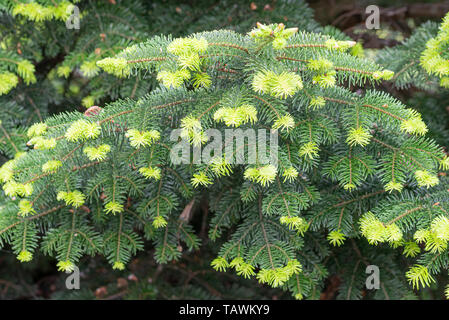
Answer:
xmin=421 ymin=13 xmax=449 ymax=88
xmin=376 ymin=12 xmax=449 ymax=91
xmin=1 ymin=1 xmax=449 ymax=299
xmin=1 ymin=17 xmax=448 ymax=300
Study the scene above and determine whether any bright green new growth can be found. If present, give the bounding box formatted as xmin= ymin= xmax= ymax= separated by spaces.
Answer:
xmin=12 ymin=1 xmax=75 ymax=22
xmin=421 ymin=13 xmax=449 ymax=88
xmin=65 ymin=119 xmax=101 ymax=142
xmin=42 ymin=160 xmax=62 ymax=173
xmin=0 ymin=56 xmax=37 ymax=95
xmin=0 ymin=72 xmax=19 ymax=95
xmin=57 ymin=190 xmax=86 ymax=208
xmin=96 ymin=58 xmax=130 ymax=78
xmin=125 ymin=129 xmax=160 ymax=148
xmin=83 ymin=145 xmax=111 ymax=161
